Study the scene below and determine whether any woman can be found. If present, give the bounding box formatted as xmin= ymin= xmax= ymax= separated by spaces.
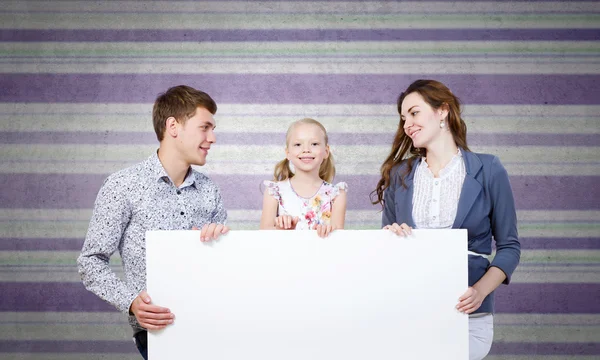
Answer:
xmin=372 ymin=79 xmax=520 ymax=360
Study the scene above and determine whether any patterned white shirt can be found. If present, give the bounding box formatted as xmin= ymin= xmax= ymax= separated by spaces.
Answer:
xmin=412 ymin=149 xmax=466 ymax=229
xmin=77 ymin=152 xmax=227 ymax=333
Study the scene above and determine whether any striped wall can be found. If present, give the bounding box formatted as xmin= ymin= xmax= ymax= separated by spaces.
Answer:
xmin=1 ymin=1 xmax=599 ymax=359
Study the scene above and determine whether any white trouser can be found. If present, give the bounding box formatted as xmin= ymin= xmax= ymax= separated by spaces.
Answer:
xmin=469 ymin=314 xmax=494 ymax=360
xmin=468 ymin=250 xmax=490 ymax=259
xmin=467 ymin=251 xmax=492 ymax=359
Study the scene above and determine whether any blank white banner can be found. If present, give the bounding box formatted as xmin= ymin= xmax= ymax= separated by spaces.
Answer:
xmin=146 ymin=229 xmax=468 ymax=359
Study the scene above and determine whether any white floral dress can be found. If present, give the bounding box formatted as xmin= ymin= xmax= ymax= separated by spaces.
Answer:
xmin=263 ymin=179 xmax=348 ymax=230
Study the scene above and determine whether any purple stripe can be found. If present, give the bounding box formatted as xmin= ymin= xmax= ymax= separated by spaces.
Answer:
xmin=490 ymin=342 xmax=600 ymax=356
xmin=0 ymin=283 xmax=115 ymax=312
xmin=1 ymin=283 xmax=598 ymax=313
xmin=1 ymin=74 xmax=599 ymax=105
xmin=21 ymin=0 xmax=600 ymax=2
xmin=494 ymin=283 xmax=600 ymax=314
xmin=0 ymin=238 xmax=85 ymax=251
xmin=2 ymin=237 xmax=597 ymax=252
xmin=2 ymin=29 xmax=599 ymax=42
xmin=2 ymin=131 xmax=599 ymax=147
xmin=0 ymin=340 xmax=136 ymax=353
xmin=0 ymin=341 xmax=597 ymax=356
xmin=0 ymin=174 xmax=598 ymax=210
xmin=519 ymin=237 xmax=600 ymax=250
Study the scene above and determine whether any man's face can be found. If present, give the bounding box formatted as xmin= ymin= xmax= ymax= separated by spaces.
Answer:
xmin=175 ymin=107 xmax=216 ymax=166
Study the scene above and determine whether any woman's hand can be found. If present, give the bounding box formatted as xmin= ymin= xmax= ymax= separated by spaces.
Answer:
xmin=383 ymin=223 xmax=412 ymax=236
xmin=456 ymin=287 xmax=485 ymax=314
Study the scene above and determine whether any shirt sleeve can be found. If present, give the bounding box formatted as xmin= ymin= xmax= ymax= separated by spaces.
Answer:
xmin=76 ymin=175 xmax=139 ymax=314
xmin=488 ymin=156 xmax=521 ymax=284
xmin=210 ymin=185 xmax=228 ymax=225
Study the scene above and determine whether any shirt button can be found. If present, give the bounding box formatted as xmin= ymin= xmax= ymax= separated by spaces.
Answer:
xmin=176 ymin=190 xmax=181 ymax=195
xmin=433 ymin=199 xmax=437 ymax=202
xmin=434 ymin=181 xmax=439 ymax=185
xmin=433 ymin=216 xmax=437 ymax=219
xmin=180 ymin=211 xmax=185 ymax=215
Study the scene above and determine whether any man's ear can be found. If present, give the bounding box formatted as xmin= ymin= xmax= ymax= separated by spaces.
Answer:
xmin=165 ymin=116 xmax=178 ymax=138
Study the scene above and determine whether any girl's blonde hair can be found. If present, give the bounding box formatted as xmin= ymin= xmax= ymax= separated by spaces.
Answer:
xmin=273 ymin=118 xmax=335 ymax=183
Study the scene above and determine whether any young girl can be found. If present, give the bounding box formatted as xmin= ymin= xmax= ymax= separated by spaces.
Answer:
xmin=260 ymin=118 xmax=347 ymax=238
xmin=372 ymin=80 xmax=520 ymax=360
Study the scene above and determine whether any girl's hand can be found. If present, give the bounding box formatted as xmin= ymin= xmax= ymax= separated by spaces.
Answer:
xmin=383 ymin=223 xmax=412 ymax=236
xmin=314 ymin=224 xmax=335 ymax=238
xmin=275 ymin=215 xmax=299 ymax=230
xmin=456 ymin=287 xmax=485 ymax=314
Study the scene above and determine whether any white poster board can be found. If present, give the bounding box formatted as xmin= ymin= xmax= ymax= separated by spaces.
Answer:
xmin=146 ymin=230 xmax=468 ymax=359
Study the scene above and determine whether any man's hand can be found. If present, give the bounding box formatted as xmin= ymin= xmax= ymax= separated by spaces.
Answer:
xmin=193 ymin=224 xmax=230 ymax=242
xmin=129 ymin=290 xmax=174 ymax=330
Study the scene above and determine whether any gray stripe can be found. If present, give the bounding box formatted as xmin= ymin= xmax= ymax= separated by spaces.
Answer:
xmin=4 ymin=61 xmax=600 ymax=74
xmin=3 ymin=1 xmax=600 ymax=14
xmin=2 ymin=13 xmax=599 ymax=30
xmin=2 ymin=264 xmax=598 ymax=283
xmin=1 ymin=131 xmax=598 ymax=147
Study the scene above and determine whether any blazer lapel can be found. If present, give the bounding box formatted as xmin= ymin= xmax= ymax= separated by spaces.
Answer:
xmin=453 ymin=151 xmax=483 ymax=228
xmin=398 ymin=158 xmax=419 ymax=228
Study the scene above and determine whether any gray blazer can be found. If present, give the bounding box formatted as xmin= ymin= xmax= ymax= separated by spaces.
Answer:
xmin=382 ymin=149 xmax=521 ymax=313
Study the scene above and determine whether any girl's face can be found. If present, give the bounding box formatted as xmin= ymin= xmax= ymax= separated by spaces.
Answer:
xmin=285 ymin=123 xmax=329 ymax=175
xmin=400 ymin=92 xmax=448 ymax=149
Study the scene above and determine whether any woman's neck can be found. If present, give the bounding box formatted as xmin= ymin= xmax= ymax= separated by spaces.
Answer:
xmin=424 ymin=138 xmax=459 ymax=177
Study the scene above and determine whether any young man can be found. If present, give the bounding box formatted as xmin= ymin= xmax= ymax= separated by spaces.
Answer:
xmin=77 ymin=85 xmax=229 ymax=359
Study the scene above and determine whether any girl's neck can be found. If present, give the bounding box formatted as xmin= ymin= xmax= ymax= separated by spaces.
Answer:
xmin=424 ymin=137 xmax=459 ymax=178
xmin=289 ymin=170 xmax=323 ymax=198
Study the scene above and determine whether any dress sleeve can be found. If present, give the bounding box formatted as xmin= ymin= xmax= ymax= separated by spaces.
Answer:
xmin=263 ymin=180 xmax=281 ymax=201
xmin=331 ymin=182 xmax=348 ymax=201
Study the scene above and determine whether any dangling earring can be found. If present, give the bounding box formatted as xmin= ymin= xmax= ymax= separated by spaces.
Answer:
xmin=439 ymin=120 xmax=445 ymax=128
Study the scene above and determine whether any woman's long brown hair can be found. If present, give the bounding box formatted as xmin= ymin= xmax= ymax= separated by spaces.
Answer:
xmin=371 ymin=80 xmax=470 ymax=207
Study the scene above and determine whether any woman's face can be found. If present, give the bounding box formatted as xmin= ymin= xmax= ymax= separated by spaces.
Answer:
xmin=400 ymin=92 xmax=447 ymax=149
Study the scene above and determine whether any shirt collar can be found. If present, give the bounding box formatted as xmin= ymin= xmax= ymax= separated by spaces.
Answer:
xmin=146 ymin=151 xmax=199 ymax=189
xmin=147 ymin=151 xmax=169 ymax=183
xmin=182 ymin=168 xmax=201 ymax=189
xmin=419 ymin=148 xmax=463 ymax=178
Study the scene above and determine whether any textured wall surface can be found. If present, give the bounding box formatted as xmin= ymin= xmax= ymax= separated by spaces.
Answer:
xmin=0 ymin=1 xmax=599 ymax=359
